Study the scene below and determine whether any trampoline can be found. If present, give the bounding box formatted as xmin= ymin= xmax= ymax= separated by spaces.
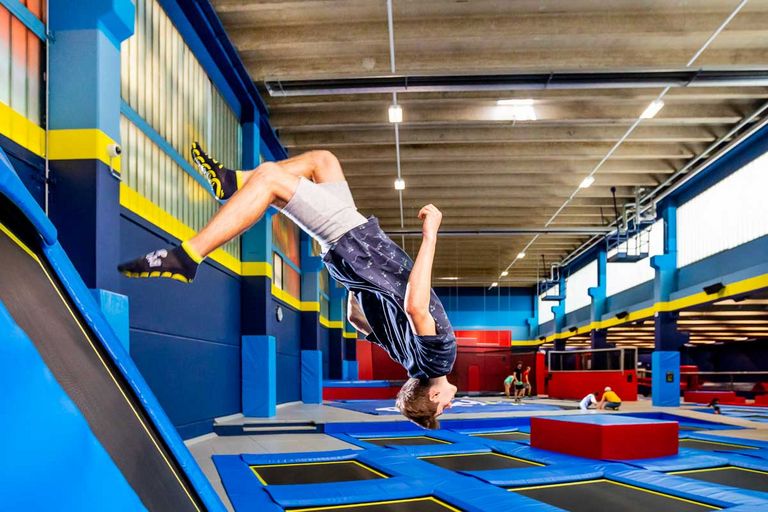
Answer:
xmin=680 ymin=439 xmax=758 ymax=452
xmin=670 ymin=466 xmax=768 ymax=493
xmin=286 ymin=497 xmax=460 ymax=512
xmin=679 ymin=425 xmax=711 ymax=431
xmin=420 ymin=452 xmax=543 ymax=471
xmin=511 ymin=479 xmax=719 ymax=511
xmin=470 ymin=431 xmax=530 ymax=442
xmin=362 ymin=436 xmax=451 ymax=447
xmin=250 ymin=460 xmax=387 ymax=485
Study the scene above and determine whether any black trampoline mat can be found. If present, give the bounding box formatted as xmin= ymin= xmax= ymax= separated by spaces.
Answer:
xmin=680 ymin=439 xmax=756 ymax=451
xmin=0 ymin=197 xmax=199 ymax=510
xmin=287 ymin=497 xmax=457 ymax=512
xmin=512 ymin=479 xmax=718 ymax=512
xmin=679 ymin=425 xmax=710 ymax=431
xmin=420 ymin=452 xmax=539 ymax=471
xmin=251 ymin=460 xmax=386 ymax=485
xmin=672 ymin=467 xmax=768 ymax=493
xmin=471 ymin=432 xmax=530 ymax=442
xmin=363 ymin=436 xmax=450 ymax=447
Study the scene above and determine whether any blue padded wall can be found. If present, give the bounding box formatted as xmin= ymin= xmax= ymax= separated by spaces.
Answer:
xmin=435 ymin=286 xmax=533 ymax=339
xmin=120 ymin=213 xmax=241 ymax=438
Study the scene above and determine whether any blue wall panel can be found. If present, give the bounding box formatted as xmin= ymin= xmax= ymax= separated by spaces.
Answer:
xmin=435 ymin=286 xmax=533 ymax=339
xmin=319 ymin=326 xmax=330 ymax=379
xmin=0 ymin=137 xmax=45 ymax=207
xmin=564 ymin=306 xmax=591 ymax=328
xmin=120 ymin=213 xmax=241 ymax=438
xmin=604 ymin=281 xmax=654 ymax=316
xmin=129 ymin=330 xmax=240 ymax=439
xmin=677 ymin=235 xmax=768 ymax=292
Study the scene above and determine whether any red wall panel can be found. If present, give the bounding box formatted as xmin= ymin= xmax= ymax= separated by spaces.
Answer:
xmin=547 ymin=370 xmax=638 ymax=401
xmin=356 ymin=340 xmax=373 ymax=380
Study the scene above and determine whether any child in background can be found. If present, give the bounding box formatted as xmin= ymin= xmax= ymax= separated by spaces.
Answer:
xmin=503 ymin=374 xmax=515 ymax=398
xmin=707 ymin=398 xmax=722 ymax=414
xmin=579 ymin=391 xmax=599 ymax=411
xmin=523 ymin=365 xmax=532 ymax=397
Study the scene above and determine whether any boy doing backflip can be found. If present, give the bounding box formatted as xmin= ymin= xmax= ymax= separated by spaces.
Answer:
xmin=118 ymin=146 xmax=458 ymax=429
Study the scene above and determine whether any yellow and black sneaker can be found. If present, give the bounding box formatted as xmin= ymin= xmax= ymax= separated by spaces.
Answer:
xmin=117 ymin=242 xmax=202 ymax=283
xmin=191 ymin=142 xmax=243 ymax=201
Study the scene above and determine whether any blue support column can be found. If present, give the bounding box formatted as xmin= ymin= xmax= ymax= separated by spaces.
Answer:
xmin=328 ymin=282 xmax=346 ymax=379
xmin=47 ymin=0 xmax=134 ymax=292
xmin=300 ymin=350 xmax=323 ymax=404
xmin=552 ymin=275 xmax=567 ymax=350
xmin=300 ymin=233 xmax=323 ymax=352
xmin=650 ymin=204 xmax=686 ymax=406
xmin=589 ymin=249 xmax=610 ymax=350
xmin=241 ymin=120 xmax=261 ymax=169
xmin=241 ymin=212 xmax=274 ymax=336
xmin=242 ymin=335 xmax=276 ymax=417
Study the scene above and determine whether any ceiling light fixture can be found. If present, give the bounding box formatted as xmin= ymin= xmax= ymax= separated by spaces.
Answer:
xmin=438 ymin=276 xmax=460 ymax=281
xmin=494 ymin=98 xmax=536 ymax=121
xmin=516 ymin=251 xmax=526 ymax=259
xmin=388 ymin=103 xmax=403 ymax=123
xmin=394 ymin=178 xmax=405 ymax=190
xmin=579 ymin=176 xmax=595 ymax=189
xmin=640 ymin=99 xmax=665 ymax=119
xmin=501 ymin=270 xmax=509 ymax=277
xmin=490 ymin=282 xmax=498 ymax=288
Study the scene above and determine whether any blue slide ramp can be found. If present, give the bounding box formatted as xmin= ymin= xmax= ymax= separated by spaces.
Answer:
xmin=0 ymin=147 xmax=224 ymax=512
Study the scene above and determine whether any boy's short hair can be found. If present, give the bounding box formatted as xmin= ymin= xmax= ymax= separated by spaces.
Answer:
xmin=396 ymin=378 xmax=440 ymax=429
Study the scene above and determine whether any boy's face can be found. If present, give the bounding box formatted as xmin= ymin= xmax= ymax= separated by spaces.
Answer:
xmin=429 ymin=379 xmax=457 ymax=416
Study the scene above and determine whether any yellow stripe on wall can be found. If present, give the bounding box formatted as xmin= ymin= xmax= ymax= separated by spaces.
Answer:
xmin=0 ymin=101 xmax=45 ymax=157
xmin=540 ymin=272 xmax=768 ymax=343
xmin=48 ymin=128 xmax=122 ymax=171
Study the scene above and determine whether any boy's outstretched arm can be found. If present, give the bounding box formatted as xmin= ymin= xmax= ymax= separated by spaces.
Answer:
xmin=404 ymin=204 xmax=442 ymax=336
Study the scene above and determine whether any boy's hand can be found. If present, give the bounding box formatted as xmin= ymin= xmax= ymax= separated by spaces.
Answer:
xmin=418 ymin=204 xmax=442 ymax=241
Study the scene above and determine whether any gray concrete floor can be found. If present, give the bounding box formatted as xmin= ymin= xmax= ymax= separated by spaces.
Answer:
xmin=187 ymin=398 xmax=768 ymax=511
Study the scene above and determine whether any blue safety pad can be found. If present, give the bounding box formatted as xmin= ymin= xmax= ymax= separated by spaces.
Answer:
xmin=241 ymin=449 xmax=360 ymax=466
xmin=301 ymin=350 xmax=323 ymax=404
xmin=90 ymin=288 xmax=130 ymax=352
xmin=327 ymin=398 xmax=565 ymax=415
xmin=724 ymin=453 xmax=768 ymax=472
xmin=484 ymin=442 xmax=594 ymax=466
xmin=689 ymin=432 xmax=768 ymax=449
xmin=323 ymin=379 xmax=403 ymax=387
xmin=536 ymin=414 xmax=677 ymax=426
xmin=242 ymin=335 xmax=276 ymax=417
xmin=266 ymin=478 xmax=437 ymax=508
xmin=607 ymin=467 xmax=768 ymax=508
xmin=0 ymin=148 xmax=224 ymax=510
xmin=212 ymin=456 xmax=281 ymax=512
xmin=430 ymin=475 xmax=563 ymax=512
xmin=471 ymin=462 xmax=628 ymax=487
xmin=0 ymin=301 xmax=146 ymax=512
xmin=624 ymin=411 xmax=744 ymax=430
xmin=453 ymin=426 xmax=530 ymax=435
xmin=388 ymin=443 xmax=492 ymax=458
xmin=652 ymin=351 xmax=681 ymax=407
xmin=352 ymin=429 xmax=467 ymax=446
xmin=623 ymin=453 xmax=731 ymax=472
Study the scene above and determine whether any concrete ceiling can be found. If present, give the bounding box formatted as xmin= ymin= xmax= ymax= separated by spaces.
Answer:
xmin=212 ymin=0 xmax=768 ymax=287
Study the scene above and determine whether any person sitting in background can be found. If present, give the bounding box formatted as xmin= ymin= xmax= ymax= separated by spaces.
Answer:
xmin=579 ymin=391 xmax=599 ymax=411
xmin=598 ymin=386 xmax=622 ymax=410
xmin=523 ymin=365 xmax=532 ymax=397
xmin=503 ymin=374 xmax=515 ymax=398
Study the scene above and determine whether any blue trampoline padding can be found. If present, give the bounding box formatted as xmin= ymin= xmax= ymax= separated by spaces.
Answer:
xmin=354 ymin=429 xmax=468 ymax=446
xmin=241 ymin=449 xmax=359 ymax=466
xmin=243 ymin=335 xmax=276 ymax=417
xmin=469 ymin=462 xmax=626 ymax=487
xmin=724 ymin=454 xmax=768 ymax=472
xmin=607 ymin=467 xmax=768 ymax=508
xmin=453 ymin=426 xmax=530 ymax=435
xmin=301 ymin=350 xmax=323 ymax=404
xmin=624 ymin=412 xmax=743 ymax=430
xmin=323 ymin=380 xmax=402 ymax=387
xmin=213 ymin=456 xmax=281 ymax=512
xmin=624 ymin=453 xmax=730 ymax=472
xmin=387 ymin=444 xmax=491 ymax=458
xmin=488 ymin=442 xmax=593 ymax=466
xmin=0 ymin=301 xmax=146 ymax=512
xmin=266 ymin=478 xmax=438 ymax=508
xmin=538 ymin=414 xmax=676 ymax=426
xmin=431 ymin=475 xmax=563 ymax=512
xmin=690 ymin=433 xmax=768 ymax=449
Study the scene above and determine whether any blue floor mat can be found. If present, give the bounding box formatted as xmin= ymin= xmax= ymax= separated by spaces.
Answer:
xmin=327 ymin=398 xmax=567 ymax=415
xmin=695 ymin=405 xmax=768 ymax=422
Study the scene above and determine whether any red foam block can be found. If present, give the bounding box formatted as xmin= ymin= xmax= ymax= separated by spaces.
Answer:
xmin=530 ymin=417 xmax=678 ymax=460
xmin=322 ymin=385 xmax=400 ymax=400
xmin=684 ymin=390 xmax=737 ymax=403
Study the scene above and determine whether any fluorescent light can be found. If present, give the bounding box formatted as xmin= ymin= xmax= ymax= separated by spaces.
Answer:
xmin=640 ymin=99 xmax=664 ymax=119
xmin=493 ymin=99 xmax=536 ymax=121
xmin=501 ymin=271 xmax=509 ymax=277
xmin=579 ymin=176 xmax=595 ymax=189
xmin=388 ymin=104 xmax=403 ymax=123
xmin=490 ymin=282 xmax=498 ymax=288
xmin=438 ymin=276 xmax=460 ymax=281
xmin=394 ymin=178 xmax=405 ymax=190
xmin=516 ymin=252 xmax=526 ymax=259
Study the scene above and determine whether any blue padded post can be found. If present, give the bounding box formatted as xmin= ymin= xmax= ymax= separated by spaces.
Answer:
xmin=301 ymin=350 xmax=323 ymax=404
xmin=243 ymin=335 xmax=276 ymax=417
xmin=345 ymin=360 xmax=359 ymax=380
xmin=652 ymin=351 xmax=681 ymax=407
xmin=90 ymin=288 xmax=130 ymax=352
